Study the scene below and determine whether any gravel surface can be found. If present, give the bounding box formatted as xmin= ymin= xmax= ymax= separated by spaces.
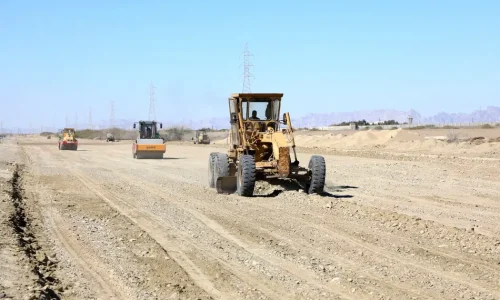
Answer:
xmin=1 ymin=135 xmax=499 ymax=300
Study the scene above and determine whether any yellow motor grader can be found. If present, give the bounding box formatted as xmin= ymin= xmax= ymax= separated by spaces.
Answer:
xmin=209 ymin=93 xmax=326 ymax=196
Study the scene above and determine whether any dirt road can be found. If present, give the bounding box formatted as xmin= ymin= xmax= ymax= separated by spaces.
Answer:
xmin=2 ymin=136 xmax=500 ymax=299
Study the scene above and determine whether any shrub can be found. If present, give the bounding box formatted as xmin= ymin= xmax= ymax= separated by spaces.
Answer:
xmin=481 ymin=124 xmax=494 ymax=129
xmin=446 ymin=130 xmax=460 ymax=143
xmin=373 ymin=126 xmax=383 ymax=130
xmin=163 ymin=126 xmax=192 ymax=141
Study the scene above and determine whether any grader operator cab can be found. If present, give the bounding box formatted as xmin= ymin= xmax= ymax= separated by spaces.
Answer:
xmin=208 ymin=93 xmax=326 ymax=196
xmin=58 ymin=128 xmax=78 ymax=150
xmin=132 ymin=120 xmax=165 ymax=159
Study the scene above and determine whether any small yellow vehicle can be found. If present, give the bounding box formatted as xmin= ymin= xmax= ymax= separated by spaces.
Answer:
xmin=58 ymin=128 xmax=78 ymax=150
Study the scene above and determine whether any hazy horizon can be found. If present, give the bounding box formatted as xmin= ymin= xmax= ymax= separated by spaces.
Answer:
xmin=1 ymin=1 xmax=499 ymax=129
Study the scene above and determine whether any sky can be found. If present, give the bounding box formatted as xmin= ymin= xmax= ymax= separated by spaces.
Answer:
xmin=1 ymin=0 xmax=499 ymax=130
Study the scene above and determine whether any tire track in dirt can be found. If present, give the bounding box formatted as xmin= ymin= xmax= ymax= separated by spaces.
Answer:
xmin=79 ymin=150 xmax=451 ymax=299
xmin=47 ymin=208 xmax=125 ymax=299
xmin=49 ymin=145 xmax=354 ymax=299
xmin=40 ymin=143 xmax=500 ymax=299
xmin=20 ymin=145 xmax=126 ymax=299
xmin=102 ymin=151 xmax=500 ymax=278
xmin=57 ymin=153 xmax=330 ymax=300
xmin=57 ymin=165 xmax=226 ymax=300
xmin=104 ymin=169 xmax=427 ymax=299
xmin=97 ymin=147 xmax=500 ymax=299
xmin=117 ymin=169 xmax=499 ymax=299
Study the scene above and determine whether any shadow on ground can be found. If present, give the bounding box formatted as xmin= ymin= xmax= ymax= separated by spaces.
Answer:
xmin=253 ymin=180 xmax=357 ymax=198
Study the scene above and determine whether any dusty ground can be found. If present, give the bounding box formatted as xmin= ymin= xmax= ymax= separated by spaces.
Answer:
xmin=1 ymin=132 xmax=499 ymax=300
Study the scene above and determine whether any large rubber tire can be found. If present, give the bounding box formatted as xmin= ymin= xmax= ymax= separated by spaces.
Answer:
xmin=214 ymin=153 xmax=230 ymax=180
xmin=208 ymin=152 xmax=218 ymax=188
xmin=306 ymin=155 xmax=326 ymax=194
xmin=236 ymin=155 xmax=256 ymax=197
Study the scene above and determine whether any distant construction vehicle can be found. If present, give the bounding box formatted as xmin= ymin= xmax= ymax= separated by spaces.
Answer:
xmin=106 ymin=133 xmax=115 ymax=142
xmin=132 ymin=121 xmax=165 ymax=159
xmin=193 ymin=130 xmax=210 ymax=144
xmin=209 ymin=93 xmax=326 ymax=196
xmin=58 ymin=128 xmax=78 ymax=150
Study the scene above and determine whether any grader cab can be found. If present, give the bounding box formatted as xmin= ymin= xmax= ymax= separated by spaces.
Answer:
xmin=208 ymin=93 xmax=326 ymax=196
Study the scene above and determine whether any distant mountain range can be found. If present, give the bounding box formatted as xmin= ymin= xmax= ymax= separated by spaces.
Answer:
xmin=99 ymin=106 xmax=500 ymax=129
xmin=2 ymin=106 xmax=499 ymax=133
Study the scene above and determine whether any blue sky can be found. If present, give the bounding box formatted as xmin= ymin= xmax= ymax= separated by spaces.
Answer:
xmin=1 ymin=0 xmax=499 ymax=129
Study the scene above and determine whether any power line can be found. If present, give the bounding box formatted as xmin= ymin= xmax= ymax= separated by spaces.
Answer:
xmin=242 ymin=43 xmax=254 ymax=93
xmin=149 ymin=82 xmax=156 ymax=120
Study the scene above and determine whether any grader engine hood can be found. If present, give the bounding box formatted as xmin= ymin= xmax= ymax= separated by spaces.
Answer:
xmin=259 ymin=132 xmax=291 ymax=177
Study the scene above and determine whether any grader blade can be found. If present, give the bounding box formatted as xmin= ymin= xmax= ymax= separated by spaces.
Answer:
xmin=216 ymin=176 xmax=237 ymax=194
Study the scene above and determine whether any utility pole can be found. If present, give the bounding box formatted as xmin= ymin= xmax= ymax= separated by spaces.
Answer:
xmin=109 ymin=101 xmax=115 ymax=130
xmin=65 ymin=113 xmax=69 ymax=127
xmin=149 ymin=82 xmax=156 ymax=121
xmin=242 ymin=43 xmax=254 ymax=93
xmin=0 ymin=121 xmax=3 ymax=134
xmin=75 ymin=112 xmax=78 ymax=129
xmin=88 ymin=106 xmax=93 ymax=130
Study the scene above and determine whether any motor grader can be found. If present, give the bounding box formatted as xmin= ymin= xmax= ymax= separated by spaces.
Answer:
xmin=132 ymin=120 xmax=165 ymax=159
xmin=193 ymin=130 xmax=210 ymax=144
xmin=209 ymin=93 xmax=326 ymax=196
xmin=58 ymin=128 xmax=78 ymax=150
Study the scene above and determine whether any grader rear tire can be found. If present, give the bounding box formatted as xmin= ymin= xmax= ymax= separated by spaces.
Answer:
xmin=306 ymin=155 xmax=326 ymax=194
xmin=237 ymin=155 xmax=256 ymax=197
xmin=214 ymin=153 xmax=230 ymax=179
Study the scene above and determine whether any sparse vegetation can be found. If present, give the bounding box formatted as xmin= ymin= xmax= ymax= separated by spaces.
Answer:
xmin=378 ymin=120 xmax=399 ymax=125
xmin=408 ymin=125 xmax=435 ymax=130
xmin=331 ymin=119 xmax=370 ymax=126
xmin=480 ymin=124 xmax=494 ymax=129
xmin=39 ymin=131 xmax=55 ymax=136
xmin=373 ymin=126 xmax=383 ymax=130
xmin=73 ymin=128 xmax=136 ymax=140
xmin=162 ymin=126 xmax=192 ymax=141
xmin=446 ymin=130 xmax=460 ymax=143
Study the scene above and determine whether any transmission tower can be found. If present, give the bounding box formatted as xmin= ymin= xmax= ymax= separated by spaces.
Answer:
xmin=242 ymin=43 xmax=254 ymax=93
xmin=109 ymin=101 xmax=115 ymax=129
xmin=149 ymin=82 xmax=156 ymax=120
xmin=0 ymin=121 xmax=3 ymax=134
xmin=88 ymin=106 xmax=93 ymax=130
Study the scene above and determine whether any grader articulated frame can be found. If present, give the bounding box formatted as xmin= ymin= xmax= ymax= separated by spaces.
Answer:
xmin=208 ymin=93 xmax=326 ymax=196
